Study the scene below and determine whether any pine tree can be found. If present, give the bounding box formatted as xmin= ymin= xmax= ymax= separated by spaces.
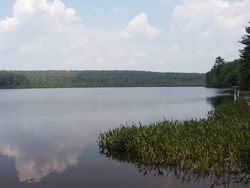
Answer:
xmin=238 ymin=22 xmax=250 ymax=90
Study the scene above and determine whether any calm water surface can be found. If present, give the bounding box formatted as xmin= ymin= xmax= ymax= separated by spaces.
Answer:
xmin=0 ymin=87 xmax=240 ymax=188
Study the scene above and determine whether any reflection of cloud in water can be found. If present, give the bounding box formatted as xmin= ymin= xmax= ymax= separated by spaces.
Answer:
xmin=3 ymin=146 xmax=78 ymax=182
xmin=0 ymin=117 xmax=89 ymax=182
xmin=0 ymin=88 xmax=221 ymax=184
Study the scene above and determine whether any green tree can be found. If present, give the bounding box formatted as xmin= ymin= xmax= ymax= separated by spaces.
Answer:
xmin=238 ymin=22 xmax=250 ymax=90
xmin=206 ymin=57 xmax=239 ymax=88
xmin=206 ymin=56 xmax=225 ymax=87
xmin=214 ymin=56 xmax=225 ymax=66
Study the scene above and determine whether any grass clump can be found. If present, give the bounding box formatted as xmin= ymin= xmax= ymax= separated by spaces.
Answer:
xmin=98 ymin=101 xmax=250 ymax=187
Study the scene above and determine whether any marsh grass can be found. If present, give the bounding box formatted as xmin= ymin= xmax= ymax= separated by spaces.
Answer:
xmin=98 ymin=101 xmax=250 ymax=187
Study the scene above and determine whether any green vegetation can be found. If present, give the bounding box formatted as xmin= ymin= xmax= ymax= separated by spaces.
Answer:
xmin=238 ymin=23 xmax=250 ymax=91
xmin=0 ymin=71 xmax=30 ymax=88
xmin=206 ymin=22 xmax=250 ymax=90
xmin=0 ymin=70 xmax=205 ymax=88
xmin=98 ymin=101 xmax=250 ymax=187
xmin=206 ymin=57 xmax=238 ymax=88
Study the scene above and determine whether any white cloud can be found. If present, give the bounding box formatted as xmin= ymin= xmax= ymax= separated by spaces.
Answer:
xmin=120 ymin=13 xmax=160 ymax=40
xmin=167 ymin=0 xmax=250 ymax=69
xmin=0 ymin=0 xmax=250 ymax=72
xmin=0 ymin=1 xmax=164 ymax=71
xmin=170 ymin=0 xmax=250 ymax=33
xmin=0 ymin=0 xmax=86 ymax=54
xmin=0 ymin=17 xmax=18 ymax=31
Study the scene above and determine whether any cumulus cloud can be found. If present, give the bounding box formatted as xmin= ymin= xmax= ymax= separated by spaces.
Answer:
xmin=0 ymin=0 xmax=250 ymax=72
xmin=120 ymin=13 xmax=160 ymax=40
xmin=0 ymin=0 xmax=163 ymax=71
xmin=0 ymin=0 xmax=87 ymax=53
xmin=167 ymin=0 xmax=250 ymax=70
xmin=170 ymin=0 xmax=250 ymax=36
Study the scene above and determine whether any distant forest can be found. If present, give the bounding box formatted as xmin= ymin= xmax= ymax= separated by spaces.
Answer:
xmin=0 ymin=70 xmax=205 ymax=88
xmin=206 ymin=22 xmax=250 ymax=90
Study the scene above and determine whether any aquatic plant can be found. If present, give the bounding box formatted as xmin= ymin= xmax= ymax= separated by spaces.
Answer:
xmin=98 ymin=101 xmax=250 ymax=187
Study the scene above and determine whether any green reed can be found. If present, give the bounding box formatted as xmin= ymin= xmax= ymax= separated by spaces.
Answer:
xmin=98 ymin=101 xmax=250 ymax=187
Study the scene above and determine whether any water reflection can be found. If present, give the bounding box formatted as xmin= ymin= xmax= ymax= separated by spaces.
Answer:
xmin=0 ymin=87 xmax=241 ymax=187
xmin=98 ymin=93 xmax=249 ymax=187
xmin=207 ymin=95 xmax=234 ymax=108
xmin=0 ymin=119 xmax=88 ymax=182
xmin=99 ymin=147 xmax=249 ymax=187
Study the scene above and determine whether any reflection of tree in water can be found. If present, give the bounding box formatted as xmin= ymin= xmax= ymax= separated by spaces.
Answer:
xmin=99 ymin=101 xmax=250 ymax=188
xmin=207 ymin=95 xmax=233 ymax=108
xmin=100 ymin=147 xmax=249 ymax=188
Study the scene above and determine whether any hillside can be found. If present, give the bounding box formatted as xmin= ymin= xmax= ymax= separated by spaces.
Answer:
xmin=0 ymin=70 xmax=205 ymax=88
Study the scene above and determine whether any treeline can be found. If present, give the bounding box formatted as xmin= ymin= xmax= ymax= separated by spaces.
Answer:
xmin=206 ymin=57 xmax=239 ymax=88
xmin=206 ymin=22 xmax=250 ymax=90
xmin=0 ymin=70 xmax=205 ymax=88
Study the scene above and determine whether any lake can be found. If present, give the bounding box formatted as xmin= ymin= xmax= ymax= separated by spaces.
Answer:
xmin=0 ymin=87 xmax=241 ymax=188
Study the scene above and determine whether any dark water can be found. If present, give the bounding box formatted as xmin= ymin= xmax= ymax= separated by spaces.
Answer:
xmin=0 ymin=87 xmax=242 ymax=188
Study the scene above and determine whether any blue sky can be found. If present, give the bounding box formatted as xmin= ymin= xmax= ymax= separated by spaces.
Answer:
xmin=0 ymin=0 xmax=15 ymax=18
xmin=60 ymin=0 xmax=176 ymax=26
xmin=0 ymin=0 xmax=249 ymax=72
xmin=0 ymin=0 xmax=174 ymax=31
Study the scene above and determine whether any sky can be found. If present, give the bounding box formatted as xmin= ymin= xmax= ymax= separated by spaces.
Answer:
xmin=0 ymin=0 xmax=249 ymax=72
